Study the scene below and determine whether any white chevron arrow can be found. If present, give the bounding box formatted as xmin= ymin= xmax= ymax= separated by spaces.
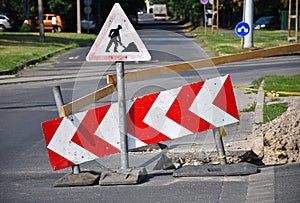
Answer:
xmin=47 ymin=112 xmax=98 ymax=164
xmin=94 ymin=101 xmax=147 ymax=150
xmin=143 ymin=87 xmax=193 ymax=139
xmin=189 ymin=75 xmax=239 ymax=127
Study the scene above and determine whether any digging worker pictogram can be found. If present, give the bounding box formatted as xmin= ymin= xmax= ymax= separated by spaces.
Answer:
xmin=105 ymin=25 xmax=124 ymax=52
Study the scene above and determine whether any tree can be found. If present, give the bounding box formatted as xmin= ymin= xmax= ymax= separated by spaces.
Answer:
xmin=164 ymin=0 xmax=293 ymax=28
xmin=47 ymin=0 xmax=74 ymax=15
xmin=0 ymin=0 xmax=25 ymax=30
xmin=2 ymin=0 xmax=290 ymax=31
xmin=167 ymin=0 xmax=200 ymax=21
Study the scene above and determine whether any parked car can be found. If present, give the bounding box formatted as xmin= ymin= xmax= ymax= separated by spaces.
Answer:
xmin=24 ymin=14 xmax=64 ymax=32
xmin=0 ymin=14 xmax=13 ymax=32
xmin=253 ymin=16 xmax=280 ymax=30
xmin=137 ymin=10 xmax=144 ymax=15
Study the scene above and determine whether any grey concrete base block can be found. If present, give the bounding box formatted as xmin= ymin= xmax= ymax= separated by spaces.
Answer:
xmin=173 ymin=162 xmax=258 ymax=177
xmin=153 ymin=153 xmax=175 ymax=170
xmin=99 ymin=168 xmax=148 ymax=186
xmin=53 ymin=171 xmax=100 ymax=187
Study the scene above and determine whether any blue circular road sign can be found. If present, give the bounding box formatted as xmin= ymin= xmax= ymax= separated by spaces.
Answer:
xmin=235 ymin=22 xmax=250 ymax=37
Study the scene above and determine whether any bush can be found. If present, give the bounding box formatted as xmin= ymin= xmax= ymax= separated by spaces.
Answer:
xmin=19 ymin=23 xmax=32 ymax=32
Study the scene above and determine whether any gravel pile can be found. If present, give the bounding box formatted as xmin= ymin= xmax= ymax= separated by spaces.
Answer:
xmin=254 ymin=97 xmax=300 ymax=165
xmin=154 ymin=97 xmax=300 ymax=169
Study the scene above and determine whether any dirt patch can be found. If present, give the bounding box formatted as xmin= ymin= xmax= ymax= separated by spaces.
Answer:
xmin=254 ymin=97 xmax=300 ymax=165
xmin=154 ymin=97 xmax=300 ymax=169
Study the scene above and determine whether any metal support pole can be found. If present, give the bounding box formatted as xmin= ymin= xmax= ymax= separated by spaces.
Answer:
xmin=52 ymin=86 xmax=64 ymax=117
xmin=212 ymin=127 xmax=227 ymax=165
xmin=52 ymin=86 xmax=81 ymax=174
xmin=77 ymin=0 xmax=81 ymax=34
xmin=116 ymin=62 xmax=129 ymax=169
xmin=244 ymin=0 xmax=254 ymax=48
xmin=204 ymin=4 xmax=207 ymax=34
xmin=211 ymin=0 xmax=215 ymax=32
xmin=241 ymin=0 xmax=246 ymax=48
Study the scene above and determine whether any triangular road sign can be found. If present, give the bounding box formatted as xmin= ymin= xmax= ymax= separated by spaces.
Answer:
xmin=86 ymin=3 xmax=151 ymax=62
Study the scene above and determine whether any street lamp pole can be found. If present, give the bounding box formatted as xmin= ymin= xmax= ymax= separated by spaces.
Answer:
xmin=38 ymin=0 xmax=44 ymax=42
xmin=244 ymin=0 xmax=254 ymax=48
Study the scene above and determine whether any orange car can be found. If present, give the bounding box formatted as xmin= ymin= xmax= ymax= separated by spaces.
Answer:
xmin=24 ymin=14 xmax=64 ymax=32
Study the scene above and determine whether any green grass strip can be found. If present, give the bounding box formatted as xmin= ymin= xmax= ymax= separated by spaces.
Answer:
xmin=0 ymin=32 xmax=96 ymax=73
xmin=263 ymin=102 xmax=288 ymax=124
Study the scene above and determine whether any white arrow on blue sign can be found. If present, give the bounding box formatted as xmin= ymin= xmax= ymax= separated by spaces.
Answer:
xmin=235 ymin=22 xmax=250 ymax=37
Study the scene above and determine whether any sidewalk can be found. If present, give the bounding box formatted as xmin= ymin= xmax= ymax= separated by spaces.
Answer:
xmin=0 ymin=61 xmax=80 ymax=85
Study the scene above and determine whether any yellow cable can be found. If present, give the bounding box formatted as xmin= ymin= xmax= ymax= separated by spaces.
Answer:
xmin=233 ymin=85 xmax=300 ymax=96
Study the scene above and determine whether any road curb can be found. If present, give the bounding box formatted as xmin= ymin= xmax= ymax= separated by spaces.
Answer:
xmin=0 ymin=75 xmax=77 ymax=85
xmin=0 ymin=45 xmax=73 ymax=77
xmin=254 ymin=80 xmax=265 ymax=123
xmin=173 ymin=162 xmax=258 ymax=177
xmin=251 ymin=80 xmax=265 ymax=159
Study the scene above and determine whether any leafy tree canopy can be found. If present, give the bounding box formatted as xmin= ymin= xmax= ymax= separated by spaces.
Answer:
xmin=47 ymin=0 xmax=74 ymax=15
xmin=0 ymin=0 xmax=293 ymax=30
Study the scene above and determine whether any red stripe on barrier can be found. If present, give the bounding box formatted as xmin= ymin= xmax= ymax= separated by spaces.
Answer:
xmin=71 ymin=105 xmax=121 ymax=157
xmin=127 ymin=92 xmax=171 ymax=144
xmin=166 ymin=81 xmax=215 ymax=132
xmin=42 ymin=117 xmax=75 ymax=170
xmin=212 ymin=75 xmax=239 ymax=120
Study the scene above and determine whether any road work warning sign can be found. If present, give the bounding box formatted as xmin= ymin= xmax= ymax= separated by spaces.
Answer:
xmin=86 ymin=3 xmax=151 ymax=62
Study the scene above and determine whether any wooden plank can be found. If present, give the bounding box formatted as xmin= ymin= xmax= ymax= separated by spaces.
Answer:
xmin=106 ymin=59 xmax=214 ymax=85
xmin=107 ymin=44 xmax=300 ymax=84
xmin=63 ymin=44 xmax=300 ymax=116
xmin=61 ymin=84 xmax=116 ymax=117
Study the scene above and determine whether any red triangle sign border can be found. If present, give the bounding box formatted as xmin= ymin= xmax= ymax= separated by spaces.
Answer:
xmin=86 ymin=3 xmax=151 ymax=62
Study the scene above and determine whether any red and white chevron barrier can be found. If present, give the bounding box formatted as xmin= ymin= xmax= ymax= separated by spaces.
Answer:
xmin=42 ymin=74 xmax=239 ymax=170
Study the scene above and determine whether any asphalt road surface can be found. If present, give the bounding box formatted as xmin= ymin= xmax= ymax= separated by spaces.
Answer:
xmin=0 ymin=14 xmax=300 ymax=202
